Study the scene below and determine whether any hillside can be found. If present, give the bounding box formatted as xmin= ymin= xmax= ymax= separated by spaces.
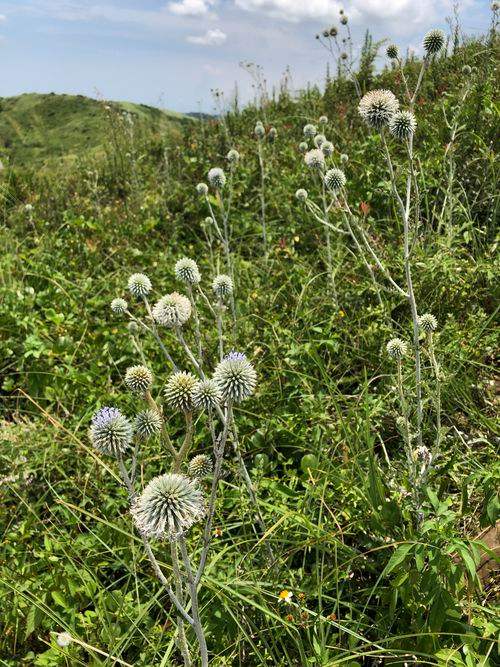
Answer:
xmin=0 ymin=92 xmax=191 ymax=168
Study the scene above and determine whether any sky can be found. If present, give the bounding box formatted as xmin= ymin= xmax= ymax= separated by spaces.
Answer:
xmin=0 ymin=0 xmax=494 ymax=113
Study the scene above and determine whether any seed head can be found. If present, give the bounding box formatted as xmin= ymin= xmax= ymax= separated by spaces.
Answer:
xmin=319 ymin=115 xmax=328 ymax=125
xmin=131 ymin=473 xmax=204 ymax=540
xmin=386 ymin=44 xmax=399 ymax=59
xmin=111 ymin=298 xmax=128 ymax=314
xmin=324 ymin=168 xmax=346 ymax=192
xmin=196 ymin=183 xmax=209 ymax=196
xmin=128 ymin=321 xmax=139 ymax=334
xmin=321 ymin=141 xmax=334 ymax=157
xmin=423 ymin=29 xmax=445 ymax=55
xmin=135 ymin=409 xmax=162 ymax=440
xmin=212 ymin=274 xmax=233 ymax=300
xmin=226 ymin=149 xmax=240 ymax=164
xmin=298 ymin=141 xmax=308 ymax=153
xmin=462 ymin=64 xmax=472 ymax=75
xmin=164 ymin=371 xmax=198 ymax=412
xmin=90 ymin=407 xmax=133 ymax=457
xmin=208 ymin=167 xmax=226 ymax=189
xmin=418 ymin=313 xmax=438 ymax=333
xmin=267 ymin=127 xmax=278 ymax=143
xmin=254 ymin=122 xmax=265 ymax=139
xmin=152 ymin=292 xmax=191 ymax=328
xmin=386 ymin=338 xmax=408 ymax=359
xmin=340 ymin=153 xmax=348 ymax=163
xmin=304 ymin=148 xmax=325 ymax=170
xmin=313 ymin=134 xmax=326 ymax=148
xmin=175 ymin=257 xmax=201 ymax=285
xmin=125 ymin=365 xmax=153 ymax=394
xmin=295 ymin=188 xmax=308 ymax=202
xmin=358 ymin=89 xmax=399 ymax=129
xmin=303 ymin=123 xmax=317 ymax=138
xmin=192 ymin=379 xmax=222 ymax=410
xmin=213 ymin=351 xmax=257 ymax=403
xmin=188 ymin=454 xmax=213 ymax=478
xmin=128 ymin=273 xmax=152 ymax=299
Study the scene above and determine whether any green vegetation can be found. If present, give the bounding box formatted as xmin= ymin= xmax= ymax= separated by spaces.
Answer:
xmin=0 ymin=24 xmax=499 ymax=667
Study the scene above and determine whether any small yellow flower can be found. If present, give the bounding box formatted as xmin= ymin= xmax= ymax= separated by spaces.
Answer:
xmin=279 ymin=590 xmax=293 ymax=603
xmin=339 ymin=310 xmax=346 ymax=318
xmin=294 ymin=235 xmax=300 ymax=242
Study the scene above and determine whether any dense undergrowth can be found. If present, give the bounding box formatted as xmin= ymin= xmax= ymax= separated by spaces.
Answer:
xmin=0 ymin=25 xmax=499 ymax=667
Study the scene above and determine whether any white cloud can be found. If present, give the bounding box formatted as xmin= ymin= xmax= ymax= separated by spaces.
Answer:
xmin=187 ymin=28 xmax=227 ymax=45
xmin=0 ymin=13 xmax=6 ymax=22
xmin=169 ymin=0 xmax=214 ymax=16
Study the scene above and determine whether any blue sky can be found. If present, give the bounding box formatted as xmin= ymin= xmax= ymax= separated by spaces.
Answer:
xmin=0 ymin=1 xmax=493 ymax=112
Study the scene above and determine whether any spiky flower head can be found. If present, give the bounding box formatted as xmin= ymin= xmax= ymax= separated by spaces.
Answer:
xmin=314 ymin=134 xmax=326 ymax=148
xmin=386 ymin=338 xmax=408 ymax=359
xmin=254 ymin=122 xmax=265 ymax=139
xmin=213 ymin=351 xmax=257 ymax=403
xmin=192 ymin=379 xmax=222 ymax=410
xmin=164 ymin=371 xmax=198 ymax=412
xmin=304 ymin=148 xmax=325 ymax=170
xmin=125 ymin=365 xmax=153 ymax=394
xmin=340 ymin=153 xmax=349 ymax=163
xmin=386 ymin=44 xmax=399 ymax=59
xmin=267 ymin=127 xmax=277 ymax=141
xmin=226 ymin=149 xmax=240 ymax=164
xmin=303 ymin=123 xmax=317 ymax=138
xmin=324 ymin=168 xmax=346 ymax=192
xmin=208 ymin=167 xmax=226 ymax=190
xmin=135 ymin=409 xmax=162 ymax=440
xmin=462 ymin=64 xmax=472 ymax=75
xmin=295 ymin=188 xmax=308 ymax=202
xmin=175 ymin=257 xmax=201 ymax=285
xmin=358 ymin=89 xmax=399 ymax=129
xmin=188 ymin=454 xmax=213 ymax=478
xmin=418 ymin=313 xmax=438 ymax=333
xmin=212 ymin=274 xmax=233 ymax=300
xmin=322 ymin=29 xmax=329 ymax=38
xmin=111 ymin=298 xmax=128 ymax=314
xmin=152 ymin=292 xmax=191 ymax=328
xmin=131 ymin=473 xmax=204 ymax=540
xmin=340 ymin=52 xmax=348 ymax=60
xmin=298 ymin=141 xmax=308 ymax=153
xmin=90 ymin=407 xmax=133 ymax=457
xmin=128 ymin=320 xmax=139 ymax=334
xmin=128 ymin=273 xmax=152 ymax=299
xmin=196 ymin=182 xmax=209 ymax=196
xmin=319 ymin=115 xmax=328 ymax=125
xmin=340 ymin=14 xmax=348 ymax=24
xmin=389 ymin=110 xmax=417 ymax=140
xmin=492 ymin=2 xmax=499 ymax=10
xmin=423 ymin=29 xmax=445 ymax=55
xmin=321 ymin=141 xmax=334 ymax=157
xmin=329 ymin=26 xmax=338 ymax=37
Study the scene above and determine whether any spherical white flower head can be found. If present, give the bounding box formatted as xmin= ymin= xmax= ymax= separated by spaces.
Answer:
xmin=298 ymin=141 xmax=308 ymax=153
xmin=321 ymin=141 xmax=334 ymax=157
xmin=304 ymin=148 xmax=325 ymax=170
xmin=295 ymin=188 xmax=308 ymax=202
xmin=111 ymin=297 xmax=128 ymax=314
xmin=213 ymin=351 xmax=257 ymax=403
xmin=164 ymin=371 xmax=198 ymax=412
xmin=208 ymin=167 xmax=226 ymax=190
xmin=423 ymin=29 xmax=445 ymax=55
xmin=418 ymin=313 xmax=438 ymax=333
xmin=313 ymin=134 xmax=326 ymax=148
xmin=128 ymin=320 xmax=139 ymax=334
xmin=196 ymin=182 xmax=209 ymax=196
xmin=254 ymin=122 xmax=265 ymax=139
xmin=389 ymin=111 xmax=417 ymax=141
xmin=324 ymin=168 xmax=346 ymax=192
xmin=135 ymin=409 xmax=162 ymax=440
xmin=318 ymin=115 xmax=328 ymax=125
xmin=131 ymin=473 xmax=204 ymax=540
xmin=303 ymin=123 xmax=317 ymax=138
xmin=152 ymin=292 xmax=191 ymax=328
xmin=358 ymin=90 xmax=399 ymax=129
xmin=386 ymin=338 xmax=408 ymax=359
xmin=212 ymin=274 xmax=233 ymax=300
xmin=226 ymin=149 xmax=240 ymax=164
xmin=90 ymin=407 xmax=133 ymax=457
xmin=128 ymin=273 xmax=152 ymax=299
xmin=268 ymin=127 xmax=278 ymax=142
xmin=192 ymin=379 xmax=222 ymax=411
xmin=462 ymin=64 xmax=472 ymax=76
xmin=188 ymin=454 xmax=213 ymax=478
xmin=56 ymin=632 xmax=72 ymax=648
xmin=125 ymin=365 xmax=153 ymax=394
xmin=175 ymin=257 xmax=201 ymax=285
xmin=386 ymin=44 xmax=399 ymax=60
xmin=340 ymin=153 xmax=349 ymax=163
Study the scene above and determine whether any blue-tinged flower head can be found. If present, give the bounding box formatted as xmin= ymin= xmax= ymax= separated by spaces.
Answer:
xmin=90 ymin=407 xmax=133 ymax=457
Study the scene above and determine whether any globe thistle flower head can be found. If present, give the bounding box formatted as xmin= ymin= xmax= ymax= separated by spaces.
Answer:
xmin=298 ymin=141 xmax=308 ymax=153
xmin=175 ymin=257 xmax=201 ymax=285
xmin=125 ymin=365 xmax=153 ymax=394
xmin=462 ymin=64 xmax=472 ymax=75
xmin=304 ymin=148 xmax=325 ymax=170
xmin=386 ymin=338 xmax=408 ymax=359
xmin=423 ymin=29 xmax=445 ymax=55
xmin=386 ymin=44 xmax=399 ymax=60
xmin=152 ymin=292 xmax=191 ymax=328
xmin=389 ymin=110 xmax=417 ymax=140
xmin=313 ymin=134 xmax=326 ymax=148
xmin=213 ymin=351 xmax=257 ymax=403
xmin=128 ymin=273 xmax=152 ymax=299
xmin=135 ymin=409 xmax=162 ymax=440
xmin=322 ymin=29 xmax=329 ymax=38
xmin=267 ymin=127 xmax=278 ymax=143
xmin=111 ymin=297 xmax=128 ymax=314
xmin=254 ymin=122 xmax=265 ymax=139
xmin=226 ymin=148 xmax=240 ymax=164
xmin=492 ymin=2 xmax=499 ymax=10
xmin=329 ymin=26 xmax=338 ymax=37
xmin=196 ymin=182 xmax=209 ymax=196
xmin=90 ymin=407 xmax=133 ymax=457
xmin=208 ymin=167 xmax=226 ymax=190
xmin=188 ymin=454 xmax=213 ymax=478
xmin=340 ymin=52 xmax=348 ymax=60
xmin=212 ymin=274 xmax=233 ymax=300
xmin=56 ymin=633 xmax=72 ymax=648
xmin=358 ymin=89 xmax=399 ymax=129
xmin=340 ymin=153 xmax=349 ymax=163
xmin=303 ymin=123 xmax=317 ymax=138
xmin=340 ymin=15 xmax=348 ymax=24
xmin=325 ymin=168 xmax=346 ymax=192
xmin=127 ymin=320 xmax=139 ymax=335
xmin=418 ymin=313 xmax=438 ymax=333
xmin=131 ymin=473 xmax=204 ymax=540
xmin=321 ymin=141 xmax=334 ymax=157
xmin=164 ymin=371 xmax=198 ymax=412
xmin=192 ymin=379 xmax=222 ymax=410
xmin=319 ymin=115 xmax=328 ymax=125
xmin=295 ymin=188 xmax=308 ymax=202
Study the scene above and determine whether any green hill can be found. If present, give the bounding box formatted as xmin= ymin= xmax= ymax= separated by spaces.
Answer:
xmin=0 ymin=92 xmax=191 ymax=168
